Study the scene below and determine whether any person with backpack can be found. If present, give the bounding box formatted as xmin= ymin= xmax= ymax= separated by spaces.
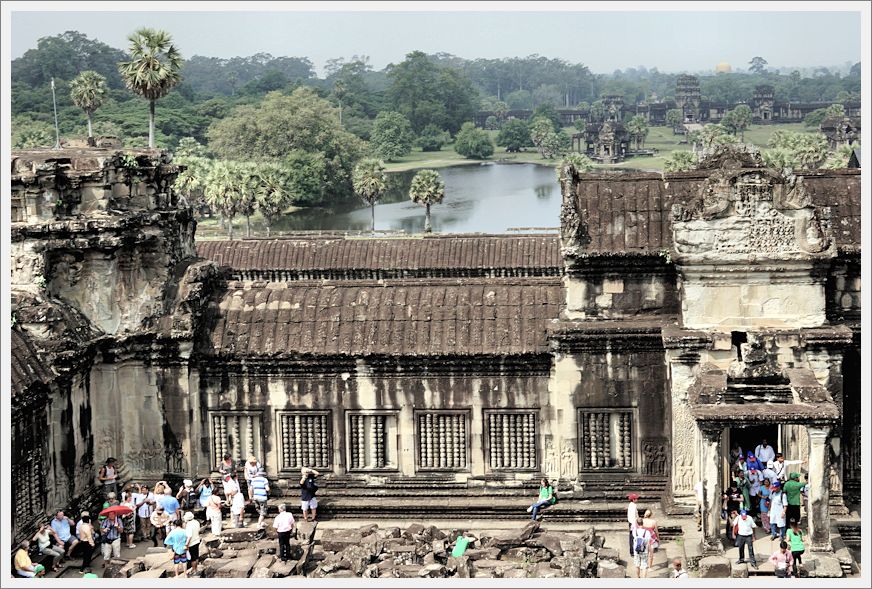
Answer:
xmin=626 ymin=493 xmax=640 ymax=557
xmin=300 ymin=468 xmax=320 ymax=522
xmin=786 ymin=519 xmax=805 ymax=577
xmin=631 ymin=517 xmax=652 ymax=578
xmin=526 ymin=478 xmax=555 ymax=520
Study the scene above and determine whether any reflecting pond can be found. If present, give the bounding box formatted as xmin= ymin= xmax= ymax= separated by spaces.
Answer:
xmin=260 ymin=162 xmax=562 ymax=235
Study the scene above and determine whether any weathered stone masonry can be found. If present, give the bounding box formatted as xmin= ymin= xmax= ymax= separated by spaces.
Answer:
xmin=9 ymin=148 xmax=860 ymax=564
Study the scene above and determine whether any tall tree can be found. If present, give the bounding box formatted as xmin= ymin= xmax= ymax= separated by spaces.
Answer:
xmin=409 ymin=169 xmax=445 ymax=233
xmin=665 ymin=109 xmax=683 ymax=130
xmin=370 ymin=111 xmax=415 ymax=161
xmin=731 ymin=104 xmax=753 ymax=141
xmin=69 ymin=70 xmax=107 ymax=139
xmin=748 ymin=56 xmax=768 ymax=75
xmin=352 ymin=158 xmax=388 ymax=232
xmin=118 ymin=28 xmax=183 ymax=148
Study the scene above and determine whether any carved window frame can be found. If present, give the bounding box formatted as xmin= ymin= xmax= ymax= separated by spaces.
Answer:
xmin=577 ymin=407 xmax=637 ymax=473
xmin=482 ymin=409 xmax=539 ymax=472
xmin=276 ymin=410 xmax=333 ymax=473
xmin=208 ymin=410 xmax=263 ymax=471
xmin=414 ymin=409 xmax=471 ymax=472
xmin=345 ymin=410 xmax=400 ymax=473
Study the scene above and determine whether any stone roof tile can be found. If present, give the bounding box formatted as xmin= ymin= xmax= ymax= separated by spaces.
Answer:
xmin=207 ymin=279 xmax=563 ymax=358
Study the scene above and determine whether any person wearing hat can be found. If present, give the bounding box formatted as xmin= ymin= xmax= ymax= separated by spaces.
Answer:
xmin=626 ymin=493 xmax=639 ymax=557
xmin=746 ymin=452 xmax=763 ymax=472
xmin=747 ymin=468 xmax=762 ymax=516
xmin=732 ymin=509 xmax=758 ymax=568
xmin=175 ymin=479 xmax=198 ymax=522
xmin=150 ymin=505 xmax=170 ymax=547
xmin=782 ymin=472 xmax=804 ymax=525
xmin=768 ymin=480 xmax=787 ymax=541
xmin=250 ymin=469 xmax=271 ymax=529
xmin=183 ymin=511 xmax=201 ymax=577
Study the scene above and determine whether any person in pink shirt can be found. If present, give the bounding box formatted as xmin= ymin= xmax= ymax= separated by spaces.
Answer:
xmin=272 ymin=504 xmax=296 ymax=562
xmin=768 ymin=541 xmax=794 ymax=578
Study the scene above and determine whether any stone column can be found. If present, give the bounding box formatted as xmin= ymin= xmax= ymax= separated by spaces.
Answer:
xmin=699 ymin=424 xmax=723 ymax=554
xmin=666 ymin=351 xmax=700 ymax=511
xmin=806 ymin=425 xmax=833 ymax=552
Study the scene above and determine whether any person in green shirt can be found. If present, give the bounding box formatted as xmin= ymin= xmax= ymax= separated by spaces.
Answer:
xmin=786 ymin=519 xmax=805 ymax=577
xmin=782 ymin=472 xmax=804 ymax=525
xmin=526 ymin=478 xmax=554 ymax=520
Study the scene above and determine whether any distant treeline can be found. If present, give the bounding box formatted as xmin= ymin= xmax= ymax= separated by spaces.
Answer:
xmin=12 ymin=30 xmax=861 ymax=149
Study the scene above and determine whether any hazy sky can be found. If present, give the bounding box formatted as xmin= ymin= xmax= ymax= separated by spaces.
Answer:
xmin=10 ymin=10 xmax=862 ymax=75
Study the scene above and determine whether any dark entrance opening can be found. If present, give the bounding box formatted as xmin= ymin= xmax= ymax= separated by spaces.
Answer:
xmin=726 ymin=424 xmax=779 ymax=484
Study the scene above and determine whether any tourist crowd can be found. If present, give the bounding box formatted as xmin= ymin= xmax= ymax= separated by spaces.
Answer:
xmin=15 ymin=455 xmax=321 ymax=578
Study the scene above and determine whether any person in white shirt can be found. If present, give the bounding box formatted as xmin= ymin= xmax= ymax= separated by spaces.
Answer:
xmin=672 ymin=557 xmax=688 ymax=579
xmin=767 ymin=453 xmax=805 ymax=482
xmin=747 ymin=469 xmax=762 ymax=514
xmin=732 ymin=510 xmax=758 ymax=568
xmin=183 ymin=511 xmax=201 ymax=577
xmin=755 ymin=439 xmax=776 ymax=466
xmin=626 ymin=493 xmax=640 ymax=557
xmin=132 ymin=485 xmax=156 ymax=544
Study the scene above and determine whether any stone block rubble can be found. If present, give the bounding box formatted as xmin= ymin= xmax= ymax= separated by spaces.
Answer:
xmin=102 ymin=521 xmax=624 ymax=579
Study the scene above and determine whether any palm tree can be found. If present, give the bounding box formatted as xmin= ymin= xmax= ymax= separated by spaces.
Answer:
xmin=352 ymin=158 xmax=387 ymax=233
xmin=235 ymin=162 xmax=259 ymax=238
xmin=204 ymin=161 xmax=240 ymax=239
xmin=173 ymin=155 xmax=212 ymax=214
xmin=69 ymin=70 xmax=108 ymax=140
xmin=118 ymin=28 xmax=183 ymax=148
xmin=255 ymin=163 xmax=293 ymax=237
xmin=409 ymin=169 xmax=445 ymax=233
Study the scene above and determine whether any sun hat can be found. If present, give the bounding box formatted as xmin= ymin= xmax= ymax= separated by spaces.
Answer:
xmin=790 ymin=472 xmax=800 ymax=480
xmin=183 ymin=511 xmax=195 ymax=522
xmin=740 ymin=509 xmax=747 ymax=515
xmin=183 ymin=479 xmax=193 ymax=487
xmin=627 ymin=493 xmax=640 ymax=501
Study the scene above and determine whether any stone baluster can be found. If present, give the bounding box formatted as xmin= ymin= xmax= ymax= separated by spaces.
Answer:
xmin=246 ymin=415 xmax=254 ymax=459
xmin=293 ymin=415 xmax=302 ymax=469
xmin=374 ymin=415 xmax=385 ymax=468
xmin=281 ymin=415 xmax=291 ymax=469
xmin=321 ymin=415 xmax=329 ymax=467
xmin=522 ymin=414 xmax=531 ymax=468
xmin=306 ymin=417 xmax=315 ymax=468
xmin=232 ymin=416 xmax=241 ymax=460
xmin=621 ymin=413 xmax=631 ymax=468
xmin=458 ymin=414 xmax=466 ymax=468
xmin=807 ymin=425 xmax=833 ymax=552
xmin=488 ymin=414 xmax=498 ymax=468
xmin=357 ymin=415 xmax=366 ymax=468
xmin=422 ymin=414 xmax=432 ymax=468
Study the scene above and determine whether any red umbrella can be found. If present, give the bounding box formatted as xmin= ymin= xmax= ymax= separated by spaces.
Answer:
xmin=99 ymin=505 xmax=133 ymax=517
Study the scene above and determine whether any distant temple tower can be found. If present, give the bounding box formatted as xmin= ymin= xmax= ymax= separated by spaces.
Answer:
xmin=752 ymin=85 xmax=775 ymax=123
xmin=675 ymin=74 xmax=701 ymax=123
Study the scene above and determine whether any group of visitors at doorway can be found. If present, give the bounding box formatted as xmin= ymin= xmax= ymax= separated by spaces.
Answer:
xmin=723 ymin=438 xmax=809 ymax=577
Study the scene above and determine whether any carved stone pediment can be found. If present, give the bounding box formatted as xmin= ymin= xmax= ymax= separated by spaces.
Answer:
xmin=671 ymin=168 xmax=834 ymax=263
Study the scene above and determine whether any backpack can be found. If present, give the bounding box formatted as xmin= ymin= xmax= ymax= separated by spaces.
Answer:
xmin=550 ymin=488 xmax=558 ymax=505
xmin=634 ymin=531 xmax=648 ymax=554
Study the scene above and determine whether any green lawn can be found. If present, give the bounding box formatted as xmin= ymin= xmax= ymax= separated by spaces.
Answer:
xmin=383 ymin=122 xmax=819 ymax=174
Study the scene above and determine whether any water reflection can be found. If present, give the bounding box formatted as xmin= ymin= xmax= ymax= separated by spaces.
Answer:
xmin=212 ymin=163 xmax=563 ymax=236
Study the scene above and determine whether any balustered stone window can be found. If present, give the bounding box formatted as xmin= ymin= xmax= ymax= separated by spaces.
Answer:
xmin=278 ymin=411 xmax=332 ymax=471
xmin=579 ymin=409 xmax=635 ymax=471
xmin=13 ymin=413 xmax=46 ymax=535
xmin=210 ymin=411 xmax=263 ymax=468
xmin=484 ymin=410 xmax=538 ymax=471
xmin=416 ymin=410 xmax=469 ymax=471
xmin=347 ymin=412 xmax=398 ymax=471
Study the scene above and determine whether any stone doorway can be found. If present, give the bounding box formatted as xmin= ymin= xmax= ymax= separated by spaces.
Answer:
xmin=724 ymin=424 xmax=779 ymax=486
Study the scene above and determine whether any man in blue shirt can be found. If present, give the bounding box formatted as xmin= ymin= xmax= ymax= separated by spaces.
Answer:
xmin=50 ymin=511 xmax=80 ymax=557
xmin=158 ymin=491 xmax=181 ymax=525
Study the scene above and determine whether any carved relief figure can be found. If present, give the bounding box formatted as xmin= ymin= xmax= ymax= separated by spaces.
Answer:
xmin=560 ymin=442 xmax=575 ymax=478
xmin=544 ymin=439 xmax=557 ymax=478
